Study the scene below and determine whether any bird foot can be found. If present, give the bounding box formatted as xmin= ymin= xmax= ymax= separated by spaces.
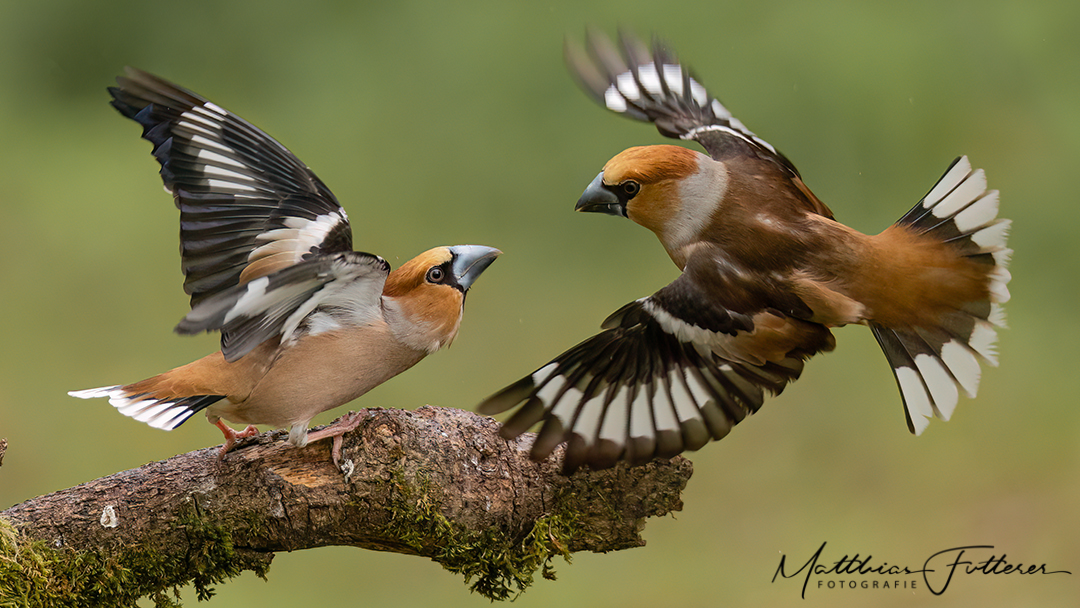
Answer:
xmin=306 ymin=410 xmax=367 ymax=469
xmin=214 ymin=419 xmax=261 ymax=460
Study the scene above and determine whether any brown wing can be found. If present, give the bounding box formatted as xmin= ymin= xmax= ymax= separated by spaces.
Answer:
xmin=478 ymin=251 xmax=834 ymax=473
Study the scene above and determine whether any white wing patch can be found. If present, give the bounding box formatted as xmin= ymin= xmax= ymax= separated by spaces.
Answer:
xmin=223 ymin=276 xmax=276 ymax=324
xmin=615 ymin=71 xmax=641 ymax=100
xmin=630 ymin=385 xmax=656 ymax=440
xmin=641 ymin=298 xmax=725 ymax=346
xmin=205 ymin=178 xmax=258 ymax=192
xmin=203 ymin=101 xmax=228 ymax=116
xmin=201 ymin=163 xmax=252 ymax=183
xmin=668 ymin=371 xmax=703 ymax=429
xmin=636 ymin=63 xmax=662 ymax=94
xmin=249 ymin=211 xmax=349 ymax=267
xmin=604 ymin=87 xmax=628 ymax=113
xmin=195 ymin=147 xmax=246 ymax=170
xmin=662 ymin=64 xmax=684 ymax=96
xmin=689 ymin=79 xmax=708 ymax=105
xmin=275 ymin=253 xmax=389 ymax=345
xmin=682 ymin=124 xmax=778 ymax=155
xmin=176 ymin=109 xmax=219 ymax=137
xmin=579 ymin=34 xmax=780 ymax=158
xmin=598 ymin=391 xmax=628 ymax=443
xmin=175 ymin=104 xmax=267 ymax=193
xmin=537 ymin=372 xmax=571 ymax=423
xmin=177 ymin=252 xmax=389 ymax=361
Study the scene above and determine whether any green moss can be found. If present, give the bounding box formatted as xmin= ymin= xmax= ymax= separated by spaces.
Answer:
xmin=0 ymin=506 xmax=269 ymax=608
xmin=382 ymin=470 xmax=581 ymax=601
xmin=2 ymin=471 xmax=611 ymax=604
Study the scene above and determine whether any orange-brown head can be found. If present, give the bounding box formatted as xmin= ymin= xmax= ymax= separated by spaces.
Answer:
xmin=576 ymin=145 xmax=728 ymax=267
xmin=383 ymin=245 xmax=500 ymax=353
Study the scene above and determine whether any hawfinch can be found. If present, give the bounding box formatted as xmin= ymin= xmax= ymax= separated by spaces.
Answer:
xmin=70 ymin=68 xmax=500 ymax=461
xmin=479 ymin=32 xmax=1011 ymax=473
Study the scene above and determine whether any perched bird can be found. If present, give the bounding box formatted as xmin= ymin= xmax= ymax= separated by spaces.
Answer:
xmin=479 ymin=32 xmax=1011 ymax=473
xmin=70 ymin=68 xmax=500 ymax=462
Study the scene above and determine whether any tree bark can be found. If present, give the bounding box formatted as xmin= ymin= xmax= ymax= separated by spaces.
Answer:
xmin=1 ymin=406 xmax=692 ymax=606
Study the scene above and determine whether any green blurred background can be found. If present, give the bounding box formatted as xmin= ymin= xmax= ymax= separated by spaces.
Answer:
xmin=2 ymin=0 xmax=1077 ymax=606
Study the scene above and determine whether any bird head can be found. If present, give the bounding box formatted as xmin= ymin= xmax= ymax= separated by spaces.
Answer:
xmin=383 ymin=245 xmax=500 ymax=352
xmin=576 ymin=145 xmax=725 ymax=268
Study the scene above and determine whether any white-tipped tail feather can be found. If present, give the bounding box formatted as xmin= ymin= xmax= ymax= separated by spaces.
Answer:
xmin=873 ymin=157 xmax=1011 ymax=435
xmin=68 ymin=386 xmax=221 ymax=431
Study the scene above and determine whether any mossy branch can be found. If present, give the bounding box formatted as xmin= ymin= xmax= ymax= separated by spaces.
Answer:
xmin=1 ymin=406 xmax=692 ymax=606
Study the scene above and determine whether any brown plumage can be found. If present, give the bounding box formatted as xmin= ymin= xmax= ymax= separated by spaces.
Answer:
xmin=69 ymin=69 xmax=500 ymax=461
xmin=109 ymin=250 xmax=469 ymax=438
xmin=479 ymin=32 xmax=1011 ymax=473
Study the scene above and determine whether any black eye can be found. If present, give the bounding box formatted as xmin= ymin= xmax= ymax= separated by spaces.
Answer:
xmin=620 ymin=180 xmax=641 ymax=198
xmin=426 ymin=267 xmax=444 ymax=283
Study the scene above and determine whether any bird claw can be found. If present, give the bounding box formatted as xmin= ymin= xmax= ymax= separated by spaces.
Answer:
xmin=306 ymin=410 xmax=367 ymax=469
xmin=215 ymin=420 xmax=260 ymax=460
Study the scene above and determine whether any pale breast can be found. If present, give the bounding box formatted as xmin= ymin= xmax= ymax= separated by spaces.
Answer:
xmin=226 ymin=324 xmax=427 ymax=428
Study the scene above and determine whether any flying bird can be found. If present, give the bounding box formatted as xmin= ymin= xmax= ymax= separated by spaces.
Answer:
xmin=479 ymin=32 xmax=1011 ymax=473
xmin=70 ymin=68 xmax=500 ymax=462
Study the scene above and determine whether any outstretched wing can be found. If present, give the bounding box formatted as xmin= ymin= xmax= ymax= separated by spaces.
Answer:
xmin=565 ymin=29 xmax=833 ymax=219
xmin=479 ymin=264 xmax=835 ymax=473
xmin=176 ymin=251 xmax=390 ymax=361
xmin=566 ymin=31 xmax=792 ymax=162
xmin=109 ymin=67 xmax=353 ymax=308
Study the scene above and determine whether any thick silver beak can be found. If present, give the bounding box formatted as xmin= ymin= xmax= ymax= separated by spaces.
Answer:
xmin=449 ymin=245 xmax=501 ymax=291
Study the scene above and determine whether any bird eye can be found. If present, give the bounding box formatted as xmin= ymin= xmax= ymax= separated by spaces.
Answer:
xmin=426 ymin=267 xmax=445 ymax=283
xmin=620 ymin=180 xmax=641 ymax=198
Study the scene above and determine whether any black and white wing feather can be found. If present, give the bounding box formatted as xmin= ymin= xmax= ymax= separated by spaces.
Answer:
xmin=565 ymin=30 xmax=801 ymax=178
xmin=109 ymin=67 xmax=353 ymax=307
xmin=479 ymin=281 xmax=815 ymax=473
xmin=177 ymin=251 xmax=390 ymax=362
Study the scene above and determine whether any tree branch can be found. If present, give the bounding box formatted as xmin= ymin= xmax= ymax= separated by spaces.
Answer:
xmin=1 ymin=406 xmax=692 ymax=606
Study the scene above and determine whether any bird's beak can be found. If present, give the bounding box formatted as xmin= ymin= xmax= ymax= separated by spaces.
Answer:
xmin=449 ymin=245 xmax=501 ymax=291
xmin=575 ymin=172 xmax=627 ymax=217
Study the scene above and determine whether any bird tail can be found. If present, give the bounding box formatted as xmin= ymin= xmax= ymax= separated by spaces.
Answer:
xmin=870 ymin=156 xmax=1011 ymax=435
xmin=68 ymin=383 xmax=224 ymax=431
